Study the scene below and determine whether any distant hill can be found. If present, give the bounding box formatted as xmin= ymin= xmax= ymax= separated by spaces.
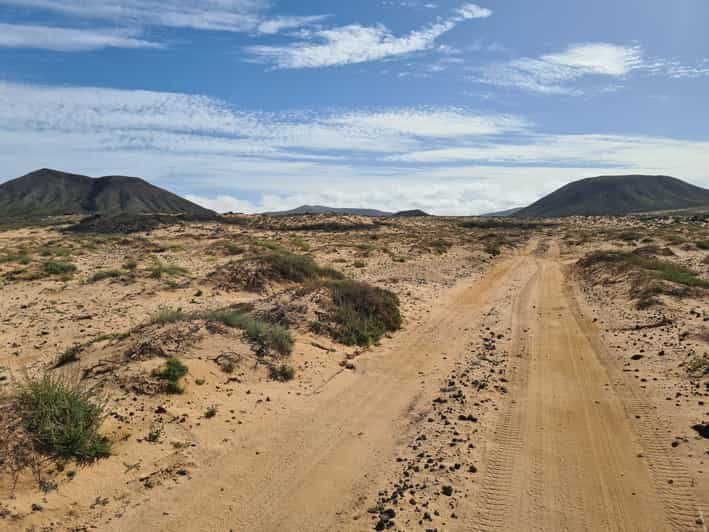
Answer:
xmin=515 ymin=175 xmax=709 ymax=218
xmin=482 ymin=207 xmax=524 ymax=217
xmin=0 ymin=168 xmax=214 ymax=217
xmin=393 ymin=209 xmax=430 ymax=217
xmin=264 ymin=205 xmax=392 ymax=217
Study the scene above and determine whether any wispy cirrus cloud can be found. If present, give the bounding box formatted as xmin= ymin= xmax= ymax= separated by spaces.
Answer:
xmin=0 ymin=22 xmax=162 ymax=51
xmin=245 ymin=3 xmax=492 ymax=68
xmin=476 ymin=43 xmax=643 ymax=94
xmin=475 ymin=42 xmax=709 ymax=94
xmin=0 ymin=0 xmax=326 ymax=35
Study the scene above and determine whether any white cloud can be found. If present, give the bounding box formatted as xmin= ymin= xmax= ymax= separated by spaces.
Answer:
xmin=0 ymin=22 xmax=162 ymax=51
xmin=476 ymin=42 xmax=709 ymax=93
xmin=0 ymin=0 xmax=326 ymax=35
xmin=327 ymin=109 xmax=529 ymax=137
xmin=0 ymin=80 xmax=707 ymax=215
xmin=256 ymin=15 xmax=330 ymax=35
xmin=246 ymin=3 xmax=492 ymax=68
xmin=0 ymin=0 xmax=266 ymax=32
xmin=476 ymin=43 xmax=643 ymax=94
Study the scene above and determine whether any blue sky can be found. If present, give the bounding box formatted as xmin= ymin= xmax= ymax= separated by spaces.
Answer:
xmin=0 ymin=0 xmax=708 ymax=214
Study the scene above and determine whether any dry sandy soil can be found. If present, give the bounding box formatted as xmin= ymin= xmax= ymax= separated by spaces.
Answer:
xmin=0 ymin=213 xmax=707 ymax=531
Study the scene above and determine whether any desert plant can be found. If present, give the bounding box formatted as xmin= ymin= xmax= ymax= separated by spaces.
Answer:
xmin=87 ymin=270 xmax=122 ymax=283
xmin=42 ymin=261 xmax=77 ymax=276
xmin=325 ymin=280 xmax=401 ymax=346
xmin=15 ymin=374 xmax=111 ymax=462
xmin=204 ymin=405 xmax=218 ymax=418
xmin=53 ymin=345 xmax=82 ymax=368
xmin=157 ymin=357 xmax=189 ymax=394
xmin=269 ymin=364 xmax=296 ymax=382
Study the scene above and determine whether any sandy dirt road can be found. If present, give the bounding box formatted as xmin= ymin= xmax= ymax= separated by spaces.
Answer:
xmin=107 ymin=241 xmax=706 ymax=532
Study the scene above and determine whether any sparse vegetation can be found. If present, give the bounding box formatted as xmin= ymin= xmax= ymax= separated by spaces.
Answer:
xmin=147 ymin=261 xmax=190 ymax=279
xmin=578 ymin=251 xmax=709 ymax=289
xmin=687 ymin=355 xmax=709 ymax=377
xmin=42 ymin=260 xmax=77 ymax=276
xmin=87 ymin=269 xmax=123 ymax=283
xmin=429 ymin=239 xmax=451 ymax=254
xmin=204 ymin=405 xmax=218 ymax=418
xmin=156 ymin=357 xmax=189 ymax=394
xmin=269 ymin=364 xmax=296 ymax=382
xmin=53 ymin=345 xmax=82 ymax=368
xmin=324 ymin=279 xmax=401 ymax=346
xmin=14 ymin=373 xmax=111 ymax=462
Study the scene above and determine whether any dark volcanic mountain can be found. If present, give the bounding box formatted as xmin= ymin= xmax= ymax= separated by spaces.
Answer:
xmin=0 ymin=169 xmax=214 ymax=217
xmin=515 ymin=175 xmax=709 ymax=218
xmin=393 ymin=209 xmax=430 ymax=217
xmin=264 ymin=205 xmax=392 ymax=217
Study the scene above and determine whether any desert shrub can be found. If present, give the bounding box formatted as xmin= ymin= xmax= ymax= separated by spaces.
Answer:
xmin=15 ymin=374 xmax=111 ymax=462
xmin=253 ymin=240 xmax=286 ymax=252
xmin=157 ymin=357 xmax=188 ymax=394
xmin=203 ymin=309 xmax=293 ymax=356
xmin=150 ymin=308 xmax=189 ymax=325
xmin=484 ymin=240 xmax=502 ymax=256
xmin=42 ymin=261 xmax=77 ymax=276
xmin=696 ymin=241 xmax=709 ymax=250
xmin=353 ymin=260 xmax=366 ymax=268
xmin=687 ymin=355 xmax=709 ymax=377
xmin=429 ymin=239 xmax=451 ymax=254
xmin=616 ymin=231 xmax=642 ymax=242
xmin=325 ymin=280 xmax=401 ymax=346
xmin=269 ymin=364 xmax=296 ymax=382
xmin=38 ymin=245 xmax=71 ymax=257
xmin=204 ymin=405 xmax=218 ymax=418
xmin=53 ymin=345 xmax=82 ymax=368
xmin=578 ymin=251 xmax=709 ymax=289
xmin=87 ymin=270 xmax=122 ymax=283
xmin=148 ymin=262 xmax=189 ymax=279
xmin=220 ymin=240 xmax=245 ymax=255
xmin=0 ymin=248 xmax=32 ymax=264
xmin=260 ymin=252 xmax=343 ymax=283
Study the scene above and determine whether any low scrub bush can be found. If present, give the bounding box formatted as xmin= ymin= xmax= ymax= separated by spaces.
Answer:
xmin=42 ymin=261 xmax=77 ymax=276
xmin=269 ymin=364 xmax=296 ymax=382
xmin=87 ymin=270 xmax=122 ymax=283
xmin=203 ymin=309 xmax=293 ymax=356
xmin=325 ymin=280 xmax=401 ymax=346
xmin=156 ymin=357 xmax=189 ymax=394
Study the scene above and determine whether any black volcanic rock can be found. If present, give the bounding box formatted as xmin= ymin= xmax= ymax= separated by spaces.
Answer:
xmin=515 ymin=175 xmax=709 ymax=218
xmin=0 ymin=168 xmax=214 ymax=217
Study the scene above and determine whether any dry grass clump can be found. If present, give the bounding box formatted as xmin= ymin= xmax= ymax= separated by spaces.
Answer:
xmin=211 ymin=250 xmax=343 ymax=291
xmin=147 ymin=307 xmax=294 ymax=356
xmin=0 ymin=373 xmax=111 ymax=486
xmin=578 ymin=251 xmax=709 ymax=289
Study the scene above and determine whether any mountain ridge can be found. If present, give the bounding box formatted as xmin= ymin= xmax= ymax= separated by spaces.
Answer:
xmin=514 ymin=175 xmax=709 ymax=217
xmin=0 ymin=168 xmax=214 ymax=217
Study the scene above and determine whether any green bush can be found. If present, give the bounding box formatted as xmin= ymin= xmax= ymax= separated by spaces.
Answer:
xmin=429 ymin=239 xmax=451 ymax=254
xmin=259 ymin=252 xmax=343 ymax=283
xmin=43 ymin=261 xmax=77 ymax=276
xmin=87 ymin=270 xmax=122 ymax=283
xmin=269 ymin=364 xmax=296 ymax=382
xmin=579 ymin=251 xmax=709 ymax=289
xmin=16 ymin=374 xmax=111 ymax=462
xmin=203 ymin=309 xmax=294 ymax=356
xmin=326 ymin=280 xmax=401 ymax=346
xmin=148 ymin=262 xmax=189 ymax=279
xmin=157 ymin=357 xmax=189 ymax=394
